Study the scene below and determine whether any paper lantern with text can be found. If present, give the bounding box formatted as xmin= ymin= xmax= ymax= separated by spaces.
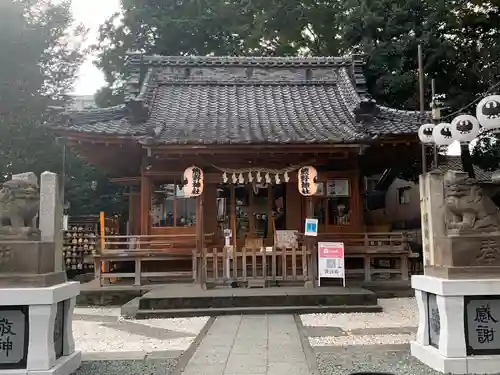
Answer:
xmin=183 ymin=166 xmax=204 ymax=197
xmin=477 ymin=95 xmax=500 ymax=130
xmin=451 ymin=114 xmax=480 ymax=142
xmin=298 ymin=166 xmax=318 ymax=196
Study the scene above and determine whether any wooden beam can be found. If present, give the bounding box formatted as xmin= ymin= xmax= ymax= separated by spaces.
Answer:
xmin=152 ymin=144 xmax=363 ymax=154
xmin=109 ymin=177 xmax=141 ymax=185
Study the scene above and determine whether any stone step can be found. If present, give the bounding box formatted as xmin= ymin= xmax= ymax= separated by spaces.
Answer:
xmin=133 ymin=304 xmax=382 ymax=318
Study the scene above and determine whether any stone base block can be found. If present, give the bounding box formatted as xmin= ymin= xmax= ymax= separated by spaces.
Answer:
xmin=0 ymin=242 xmax=56 ymax=274
xmin=412 ymin=275 xmax=500 ymax=374
xmin=424 ymin=265 xmax=500 ymax=279
xmin=411 ymin=341 xmax=500 ymax=374
xmin=0 ymin=351 xmax=82 ymax=375
xmin=0 ymin=282 xmax=81 ymax=375
xmin=0 ymin=272 xmax=67 ymax=288
xmin=411 ymin=342 xmax=467 ymax=374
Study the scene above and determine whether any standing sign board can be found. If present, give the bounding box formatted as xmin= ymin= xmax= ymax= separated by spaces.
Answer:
xmin=318 ymin=242 xmax=345 ymax=287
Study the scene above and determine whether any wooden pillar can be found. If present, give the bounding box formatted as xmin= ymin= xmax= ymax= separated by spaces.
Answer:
xmin=203 ymin=183 xmax=217 ymax=235
xmin=267 ymin=185 xmax=273 ymax=245
xmin=305 ymin=196 xmax=317 ymax=288
xmin=286 ymin=182 xmax=302 ymax=230
xmin=196 ymin=194 xmax=205 ymax=286
xmin=230 ymin=185 xmax=237 ymax=248
xmin=140 ymin=173 xmax=151 ymax=235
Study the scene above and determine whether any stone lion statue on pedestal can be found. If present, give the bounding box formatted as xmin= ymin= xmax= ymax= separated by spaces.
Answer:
xmin=445 ymin=175 xmax=500 ymax=234
xmin=0 ymin=179 xmax=41 ymax=240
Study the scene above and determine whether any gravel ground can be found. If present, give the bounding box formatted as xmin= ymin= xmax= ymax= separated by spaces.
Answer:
xmin=73 ymin=307 xmax=208 ymax=353
xmin=309 ymin=333 xmax=414 ymax=347
xmin=73 ymin=359 xmax=178 ymax=375
xmin=301 ymin=298 xmax=417 ymax=347
xmin=301 ymin=298 xmax=417 ymax=330
xmin=316 ymin=348 xmax=442 ymax=375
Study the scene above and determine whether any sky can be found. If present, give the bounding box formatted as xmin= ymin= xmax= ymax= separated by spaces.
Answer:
xmin=71 ymin=0 xmax=121 ymax=95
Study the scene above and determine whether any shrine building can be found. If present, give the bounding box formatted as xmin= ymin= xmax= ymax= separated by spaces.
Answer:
xmin=51 ymin=54 xmax=429 ymax=287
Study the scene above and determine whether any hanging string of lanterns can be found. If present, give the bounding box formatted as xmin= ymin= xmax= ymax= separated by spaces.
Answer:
xmin=418 ymin=95 xmax=500 ymax=147
xmin=221 ymin=170 xmax=291 ymax=185
xmin=216 ymin=163 xmax=311 ymax=186
xmin=182 ymin=163 xmax=320 ymax=197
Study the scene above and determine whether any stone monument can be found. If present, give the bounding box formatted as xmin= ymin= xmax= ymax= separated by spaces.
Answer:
xmin=412 ymin=170 xmax=500 ymax=374
xmin=0 ymin=172 xmax=81 ymax=375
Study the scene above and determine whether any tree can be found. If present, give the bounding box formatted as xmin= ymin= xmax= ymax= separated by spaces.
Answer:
xmin=0 ymin=0 xmax=124 ymax=216
xmin=93 ymin=0 xmax=500 ymax=175
xmin=0 ymin=0 xmax=82 ymax=176
xmin=94 ymin=0 xmax=500 ymax=111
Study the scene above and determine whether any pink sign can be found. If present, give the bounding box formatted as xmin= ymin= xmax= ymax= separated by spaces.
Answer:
xmin=318 ymin=242 xmax=345 ymax=286
xmin=319 ymin=244 xmax=344 ymax=258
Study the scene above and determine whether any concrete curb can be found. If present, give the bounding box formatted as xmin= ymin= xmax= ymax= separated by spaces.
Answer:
xmin=313 ymin=343 xmax=410 ymax=353
xmin=294 ymin=314 xmax=321 ymax=375
xmin=134 ymin=304 xmax=382 ymax=318
xmin=171 ymin=316 xmax=216 ymax=375
xmin=81 ymin=350 xmax=183 ymax=362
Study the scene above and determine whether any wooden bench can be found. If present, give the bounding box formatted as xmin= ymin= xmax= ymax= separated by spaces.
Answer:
xmin=93 ymin=249 xmax=197 ymax=286
xmin=297 ymin=232 xmax=414 ymax=281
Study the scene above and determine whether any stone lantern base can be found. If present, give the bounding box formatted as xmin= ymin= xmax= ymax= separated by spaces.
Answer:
xmin=412 ymin=275 xmax=500 ymax=374
xmin=0 ymin=282 xmax=81 ymax=375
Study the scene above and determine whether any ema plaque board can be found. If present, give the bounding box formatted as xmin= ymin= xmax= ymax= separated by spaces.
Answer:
xmin=427 ymin=293 xmax=440 ymax=348
xmin=0 ymin=306 xmax=28 ymax=369
xmin=465 ymin=296 xmax=500 ymax=355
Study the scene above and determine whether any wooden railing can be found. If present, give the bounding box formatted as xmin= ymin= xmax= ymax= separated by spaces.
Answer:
xmin=296 ymin=232 xmax=408 ymax=254
xmin=93 ymin=233 xmax=211 ymax=286
xmin=296 ymin=232 xmax=414 ymax=281
xmin=199 ymin=246 xmax=312 ymax=287
xmin=101 ymin=233 xmax=214 ymax=253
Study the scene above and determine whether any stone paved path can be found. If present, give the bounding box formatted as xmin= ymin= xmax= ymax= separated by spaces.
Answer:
xmin=182 ymin=314 xmax=310 ymax=375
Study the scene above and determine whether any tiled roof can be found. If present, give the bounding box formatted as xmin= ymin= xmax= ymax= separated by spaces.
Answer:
xmin=438 ymin=156 xmax=493 ymax=182
xmin=54 ymin=55 xmax=430 ymax=144
xmin=124 ymin=54 xmax=355 ymax=68
xmin=140 ymin=80 xmax=366 ymax=145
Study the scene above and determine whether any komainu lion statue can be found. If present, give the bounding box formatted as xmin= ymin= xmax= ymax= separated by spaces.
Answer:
xmin=445 ymin=176 xmax=500 ymax=233
xmin=0 ymin=180 xmax=40 ymax=240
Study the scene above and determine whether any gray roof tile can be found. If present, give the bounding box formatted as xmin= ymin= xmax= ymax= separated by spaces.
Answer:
xmin=438 ymin=156 xmax=493 ymax=182
xmin=54 ymin=55 xmax=430 ymax=144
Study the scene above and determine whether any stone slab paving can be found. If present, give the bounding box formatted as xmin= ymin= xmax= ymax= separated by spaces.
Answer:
xmin=182 ymin=315 xmax=310 ymax=375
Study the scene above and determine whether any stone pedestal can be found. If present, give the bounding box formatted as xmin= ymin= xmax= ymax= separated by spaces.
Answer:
xmin=412 ymin=275 xmax=500 ymax=374
xmin=0 ymin=282 xmax=81 ymax=375
xmin=412 ymin=170 xmax=500 ymax=373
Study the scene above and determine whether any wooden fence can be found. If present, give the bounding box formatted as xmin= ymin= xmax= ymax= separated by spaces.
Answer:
xmin=198 ymin=246 xmax=313 ymax=287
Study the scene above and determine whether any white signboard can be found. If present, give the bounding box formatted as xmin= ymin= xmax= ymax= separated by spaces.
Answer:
xmin=326 ymin=179 xmax=349 ymax=197
xmin=304 ymin=218 xmax=318 ymax=237
xmin=318 ymin=242 xmax=345 ymax=287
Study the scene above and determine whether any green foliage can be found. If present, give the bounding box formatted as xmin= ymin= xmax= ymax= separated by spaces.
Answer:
xmin=0 ymin=0 xmax=80 ymax=177
xmin=93 ymin=0 xmax=500 ymax=112
xmin=0 ymin=0 xmax=124 ymax=216
xmin=92 ymin=0 xmax=500 ymax=173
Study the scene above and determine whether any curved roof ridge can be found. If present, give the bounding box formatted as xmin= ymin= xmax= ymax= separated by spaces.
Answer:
xmin=65 ymin=104 xmax=128 ymax=124
xmin=125 ymin=53 xmax=354 ymax=67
